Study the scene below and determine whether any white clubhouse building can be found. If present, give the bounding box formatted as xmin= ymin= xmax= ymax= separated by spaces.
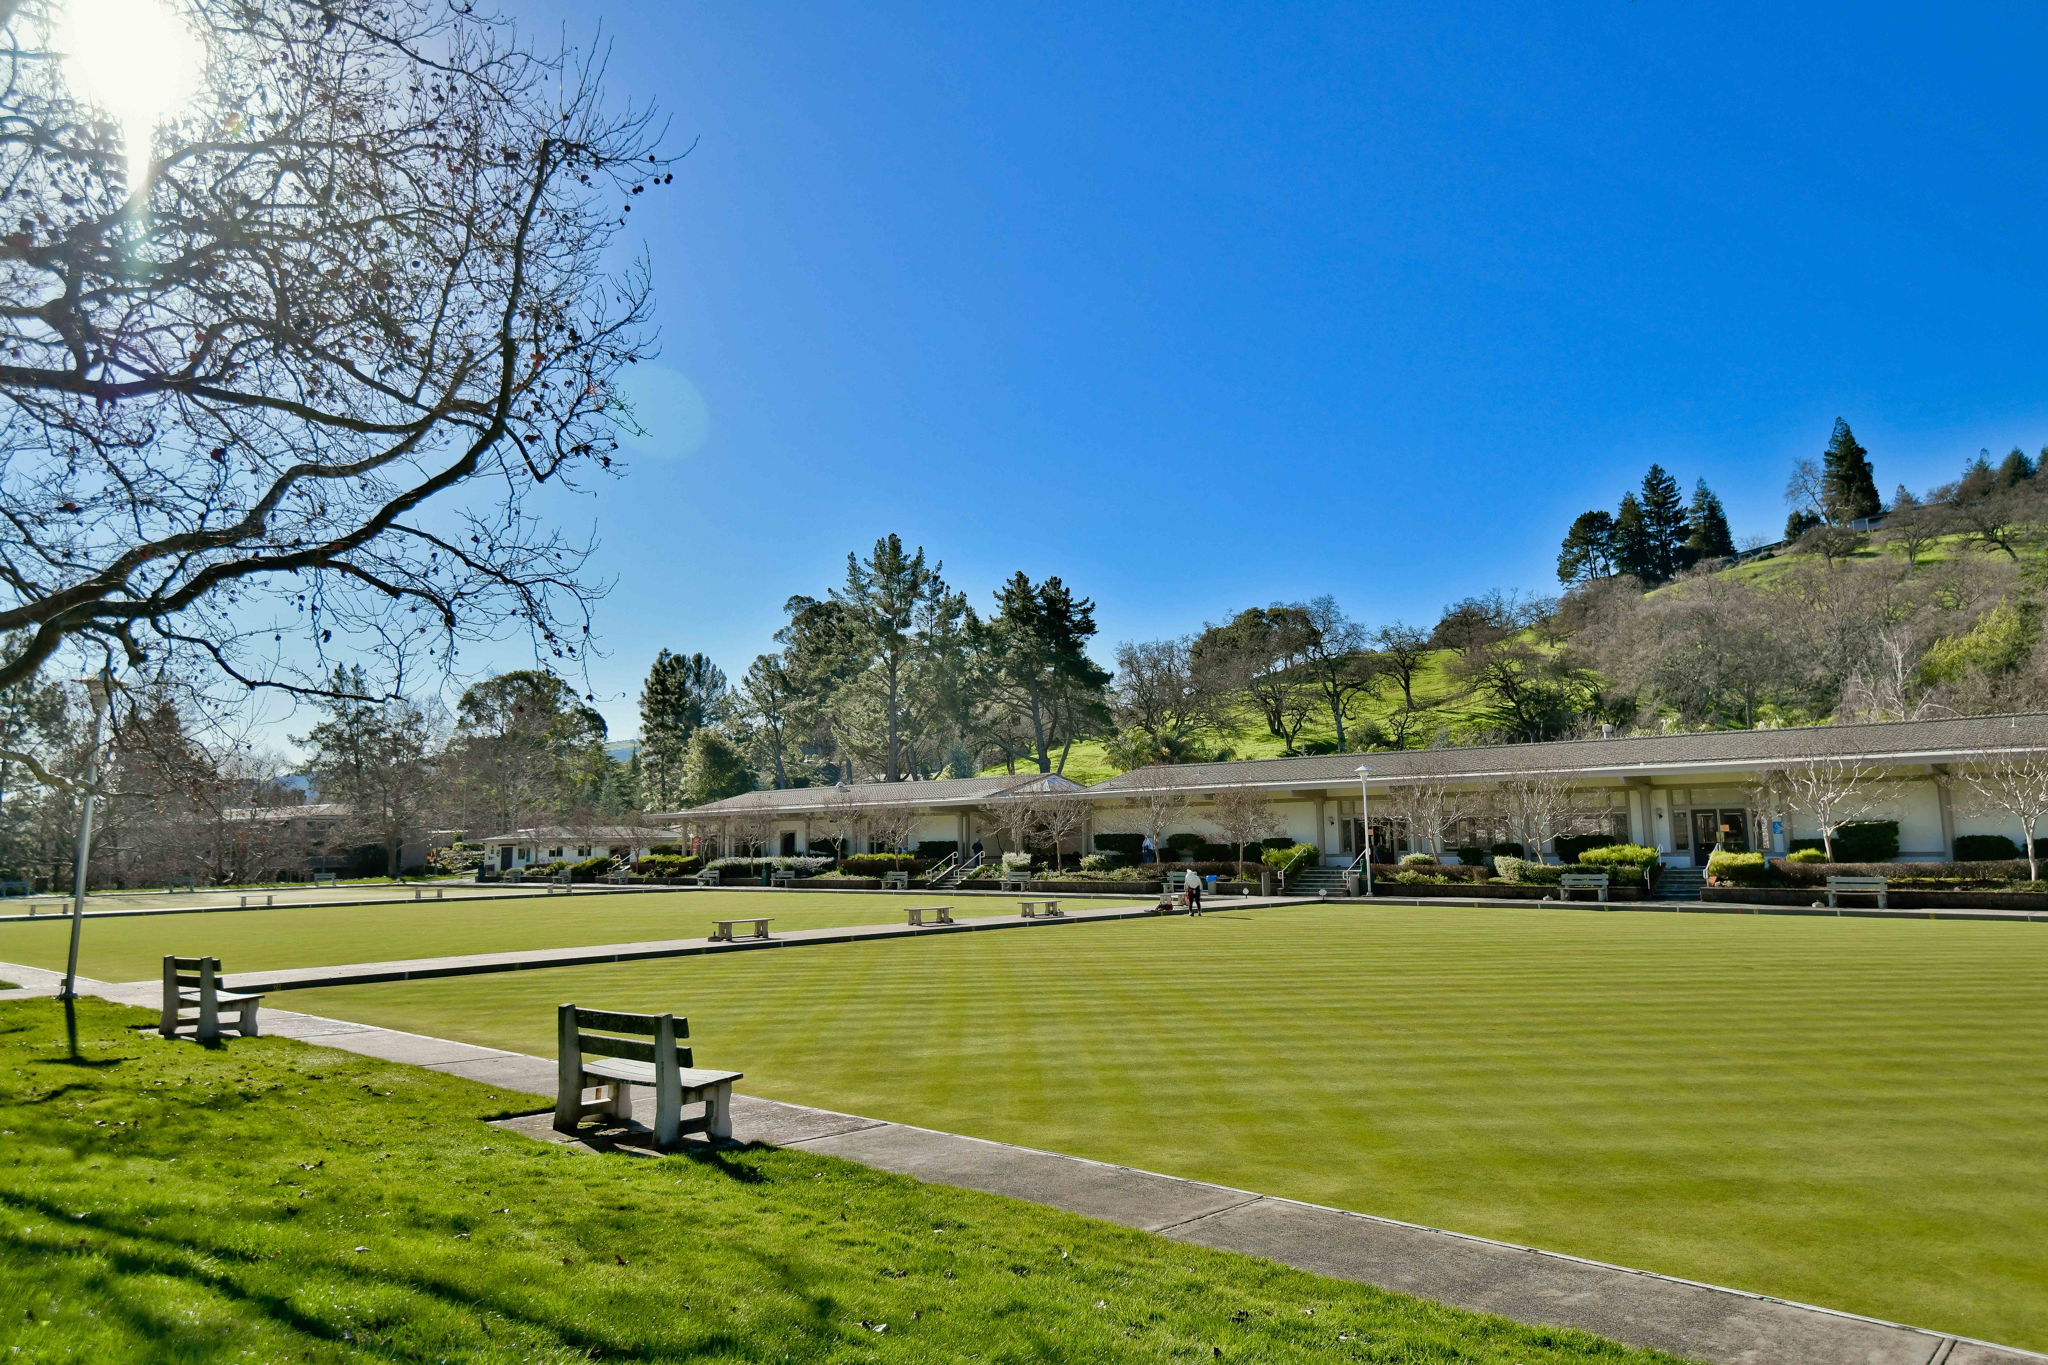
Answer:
xmin=668 ymin=713 xmax=2048 ymax=868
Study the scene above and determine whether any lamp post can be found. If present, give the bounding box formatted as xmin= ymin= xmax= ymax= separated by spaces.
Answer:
xmin=1354 ymin=765 xmax=1374 ymax=899
xmin=60 ymin=673 xmax=117 ymax=1058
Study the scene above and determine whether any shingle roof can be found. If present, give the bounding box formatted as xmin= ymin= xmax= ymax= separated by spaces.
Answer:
xmin=664 ymin=772 xmax=1082 ymax=818
xmin=1086 ymin=712 xmax=2048 ymax=795
xmin=479 ymin=826 xmax=663 ymax=845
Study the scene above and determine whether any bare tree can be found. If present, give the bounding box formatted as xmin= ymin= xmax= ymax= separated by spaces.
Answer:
xmin=1110 ymin=637 xmax=1226 ymax=752
xmin=1953 ymin=754 xmax=2048 ymax=879
xmin=1209 ymin=787 xmax=1280 ymax=877
xmin=1027 ymin=791 xmax=1091 ymax=870
xmin=0 ymin=0 xmax=665 ymax=735
xmin=818 ymin=786 xmax=872 ymax=857
xmin=865 ymin=801 xmax=923 ymax=857
xmin=977 ymin=794 xmax=1040 ymax=858
xmin=1488 ymin=776 xmax=1607 ymax=862
xmin=1367 ymin=623 xmax=1435 ymax=748
xmin=1297 ymin=597 xmax=1375 ymax=750
xmin=1774 ymin=759 xmax=1896 ymax=861
xmin=1120 ymin=788 xmax=1193 ymax=865
xmin=1380 ymin=778 xmax=1474 ymax=860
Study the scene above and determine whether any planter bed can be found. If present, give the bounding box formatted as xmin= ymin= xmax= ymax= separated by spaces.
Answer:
xmin=1370 ymin=881 xmax=1648 ymax=902
xmin=1703 ymin=885 xmax=2048 ymax=912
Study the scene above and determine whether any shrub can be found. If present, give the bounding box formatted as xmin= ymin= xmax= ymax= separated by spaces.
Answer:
xmin=1001 ymin=851 xmax=1034 ymax=872
xmin=1397 ymin=851 xmax=1436 ymax=867
xmin=1093 ymin=832 xmax=1145 ymax=862
xmin=1954 ymin=833 xmax=2021 ymax=861
xmin=1490 ymin=841 xmax=1525 ymax=858
xmin=840 ymin=853 xmax=925 ymax=875
xmin=1165 ymin=832 xmax=1203 ymax=855
xmin=1551 ymin=833 xmax=1612 ymax=863
xmin=777 ymin=855 xmax=834 ymax=876
xmin=1392 ymin=869 xmax=1435 ymax=885
xmin=1575 ymin=843 xmax=1660 ymax=884
xmin=569 ymin=856 xmax=612 ymax=881
xmin=634 ymin=853 xmax=702 ymax=878
xmin=1706 ymin=850 xmax=1770 ymax=886
xmin=1079 ymin=852 xmax=1121 ymax=873
xmin=1784 ymin=847 xmax=1827 ymax=865
xmin=1451 ymin=846 xmax=1489 ymax=867
xmin=1366 ymin=863 xmax=1487 ymax=884
xmin=646 ymin=843 xmax=684 ymax=856
xmin=1260 ymin=843 xmax=1319 ymax=871
xmin=1492 ymin=856 xmax=1564 ymax=885
xmin=1259 ymin=837 xmax=1294 ymax=851
xmin=1788 ymin=820 xmax=1899 ymax=862
xmin=526 ymin=860 xmax=569 ymax=878
xmin=914 ymin=841 xmax=958 ymax=859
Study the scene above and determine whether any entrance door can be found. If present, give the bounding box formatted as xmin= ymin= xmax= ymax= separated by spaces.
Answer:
xmin=1690 ymin=809 xmax=1749 ymax=865
xmin=779 ymin=830 xmax=797 ymax=856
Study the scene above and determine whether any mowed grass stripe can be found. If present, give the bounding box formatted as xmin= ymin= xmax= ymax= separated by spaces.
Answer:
xmin=0 ymin=889 xmax=1145 ymax=980
xmin=292 ymin=905 xmax=2048 ymax=1349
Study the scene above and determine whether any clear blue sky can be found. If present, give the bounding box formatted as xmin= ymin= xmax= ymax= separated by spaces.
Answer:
xmin=487 ymin=0 xmax=2048 ymax=741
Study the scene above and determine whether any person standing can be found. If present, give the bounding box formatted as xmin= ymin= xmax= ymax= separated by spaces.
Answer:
xmin=1184 ymin=865 xmax=1204 ymax=915
xmin=1140 ymin=835 xmax=1157 ymax=865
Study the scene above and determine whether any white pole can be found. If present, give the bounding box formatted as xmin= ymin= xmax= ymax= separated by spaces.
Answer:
xmin=1355 ymin=765 xmax=1374 ymax=898
xmin=60 ymin=675 xmax=114 ymax=1055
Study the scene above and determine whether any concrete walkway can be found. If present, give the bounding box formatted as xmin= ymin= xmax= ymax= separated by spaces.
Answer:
xmin=125 ymin=998 xmax=2048 ymax=1365
xmin=104 ymin=896 xmax=1314 ymax=995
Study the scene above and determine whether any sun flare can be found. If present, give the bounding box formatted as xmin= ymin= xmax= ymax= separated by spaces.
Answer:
xmin=56 ymin=0 xmax=205 ymax=184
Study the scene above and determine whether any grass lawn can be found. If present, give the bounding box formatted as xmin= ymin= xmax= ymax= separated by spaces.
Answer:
xmin=292 ymin=904 xmax=2048 ymax=1350
xmin=0 ymin=998 xmax=1680 ymax=1364
xmin=0 ymin=891 xmax=1145 ymax=982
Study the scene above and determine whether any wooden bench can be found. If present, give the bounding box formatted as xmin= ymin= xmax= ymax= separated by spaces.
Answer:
xmin=0 ymin=878 xmax=31 ymax=898
xmin=160 ymin=956 xmax=264 ymax=1041
xmin=998 ymin=874 xmax=1029 ymax=892
xmin=1018 ymin=899 xmax=1065 ymax=919
xmin=709 ymin=916 xmax=774 ymax=942
xmin=881 ymin=870 xmax=910 ymax=891
xmin=904 ymin=905 xmax=955 ymax=927
xmin=769 ymin=870 xmax=797 ymax=887
xmin=312 ymin=872 xmax=338 ymax=887
xmin=1825 ymin=875 xmax=1888 ymax=909
xmin=553 ymin=1005 xmax=744 ymax=1148
xmin=1557 ymin=871 xmax=1610 ymax=903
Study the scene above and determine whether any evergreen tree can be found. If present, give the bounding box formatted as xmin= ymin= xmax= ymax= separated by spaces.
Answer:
xmin=1996 ymin=446 xmax=2036 ymax=486
xmin=1556 ymin=510 xmax=1617 ymax=585
xmin=637 ymin=650 xmax=728 ymax=809
xmin=830 ymin=535 xmax=970 ymax=781
xmin=1785 ymin=509 xmax=1822 ymax=540
xmin=1612 ymin=494 xmax=1656 ymax=580
xmin=1820 ymin=418 xmax=1882 ymax=523
xmin=1683 ymin=479 xmax=1736 ymax=563
xmin=678 ymin=729 xmax=757 ymax=807
xmin=1638 ymin=464 xmax=1688 ymax=579
xmin=298 ymin=664 xmax=435 ymax=876
xmin=981 ymin=571 xmax=1113 ymax=773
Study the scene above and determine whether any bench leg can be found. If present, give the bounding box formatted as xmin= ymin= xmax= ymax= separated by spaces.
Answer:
xmin=236 ymin=1003 xmax=260 ymax=1038
xmin=705 ymin=1083 xmax=733 ymax=1143
xmin=552 ymin=1080 xmax=582 ymax=1135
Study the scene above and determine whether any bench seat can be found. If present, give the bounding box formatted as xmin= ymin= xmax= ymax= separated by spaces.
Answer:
xmin=579 ymin=1057 xmax=743 ymax=1091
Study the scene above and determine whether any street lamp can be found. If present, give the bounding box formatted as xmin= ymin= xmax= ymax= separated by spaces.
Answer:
xmin=1354 ymin=765 xmax=1374 ymax=898
xmin=60 ymin=673 xmax=118 ymax=1058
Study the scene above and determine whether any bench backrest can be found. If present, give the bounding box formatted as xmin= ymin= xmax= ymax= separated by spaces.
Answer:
xmin=164 ymin=955 xmax=222 ymax=995
xmin=1827 ymin=876 xmax=1888 ymax=888
xmin=1559 ymin=872 xmax=1609 ymax=885
xmin=558 ymin=1004 xmax=692 ymax=1070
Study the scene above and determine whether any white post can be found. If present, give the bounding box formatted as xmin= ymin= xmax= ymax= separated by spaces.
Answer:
xmin=1355 ymin=765 xmax=1374 ymax=898
xmin=60 ymin=675 xmax=115 ymax=1008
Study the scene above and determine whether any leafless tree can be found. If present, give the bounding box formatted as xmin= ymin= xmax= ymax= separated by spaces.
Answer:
xmin=1366 ymin=622 xmax=1435 ymax=748
xmin=0 ymin=0 xmax=667 ymax=753
xmin=1209 ymin=787 xmax=1280 ymax=877
xmin=977 ymin=794 xmax=1039 ymax=857
xmin=1786 ymin=457 xmax=1829 ymax=525
xmin=1296 ymin=596 xmax=1375 ymax=750
xmin=1119 ymin=787 xmax=1192 ymax=865
xmin=1380 ymin=778 xmax=1475 ymax=860
xmin=1110 ymin=637 xmax=1226 ymax=751
xmin=730 ymin=807 xmax=778 ymax=859
xmin=818 ymin=787 xmax=872 ymax=857
xmin=865 ymin=801 xmax=923 ymax=857
xmin=1773 ymin=759 xmax=1897 ymax=861
xmin=1953 ymin=752 xmax=2048 ymax=879
xmin=1485 ymin=775 xmax=1608 ymax=862
xmin=1027 ymin=791 xmax=1091 ymax=870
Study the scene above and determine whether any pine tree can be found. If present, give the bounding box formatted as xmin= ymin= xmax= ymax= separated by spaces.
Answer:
xmin=679 ymin=729 xmax=757 ymax=806
xmin=1820 ymin=418 xmax=1882 ymax=523
xmin=638 ymin=650 xmax=728 ymax=809
xmin=1612 ymin=494 xmax=1655 ymax=580
xmin=1785 ymin=509 xmax=1822 ymax=540
xmin=1996 ymin=446 xmax=2036 ymax=486
xmin=1638 ymin=464 xmax=1688 ymax=580
xmin=1556 ymin=510 xmax=1617 ymax=585
xmin=1683 ymin=479 xmax=1736 ymax=563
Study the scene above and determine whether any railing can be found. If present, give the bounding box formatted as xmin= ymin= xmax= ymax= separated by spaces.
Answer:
xmin=1274 ymin=845 xmax=1315 ymax=890
xmin=926 ymin=850 xmax=959 ymax=883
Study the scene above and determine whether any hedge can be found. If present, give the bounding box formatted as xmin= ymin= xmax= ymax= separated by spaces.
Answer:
xmin=1551 ymin=833 xmax=1613 ymax=863
xmin=1576 ymin=844 xmax=1661 ymax=883
xmin=840 ymin=854 xmax=931 ymax=875
xmin=1953 ymin=834 xmax=2020 ymax=861
xmin=1093 ymin=832 xmax=1146 ymax=862
xmin=1788 ymin=819 xmax=1899 ymax=862
xmin=914 ymin=841 xmax=959 ymax=859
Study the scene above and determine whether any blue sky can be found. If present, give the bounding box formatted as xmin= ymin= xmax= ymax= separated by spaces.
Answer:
xmin=480 ymin=0 xmax=2048 ymax=741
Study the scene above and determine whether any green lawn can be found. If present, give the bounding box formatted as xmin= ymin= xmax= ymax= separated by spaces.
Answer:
xmin=292 ymin=904 xmax=2048 ymax=1350
xmin=0 ymin=891 xmax=1144 ymax=982
xmin=0 ymin=998 xmax=1679 ymax=1364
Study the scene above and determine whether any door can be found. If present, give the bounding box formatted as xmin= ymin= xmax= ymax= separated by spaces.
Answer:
xmin=1690 ymin=809 xmax=1749 ymax=865
xmin=779 ymin=830 xmax=797 ymax=856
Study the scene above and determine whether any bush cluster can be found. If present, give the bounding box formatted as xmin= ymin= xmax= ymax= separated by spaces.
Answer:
xmin=1576 ymin=843 xmax=1660 ymax=883
xmin=1787 ymin=820 xmax=1899 ymax=862
xmin=1491 ymin=856 xmax=1565 ymax=885
xmin=1953 ymin=833 xmax=2021 ymax=861
xmin=1365 ymin=863 xmax=1488 ymax=883
xmin=634 ymin=853 xmax=703 ymax=878
xmin=1260 ymin=843 xmax=1320 ymax=871
xmin=839 ymin=853 xmax=929 ymax=875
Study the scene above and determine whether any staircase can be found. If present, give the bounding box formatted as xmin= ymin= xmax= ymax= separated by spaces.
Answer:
xmin=1655 ymin=866 xmax=1705 ymax=901
xmin=930 ymin=854 xmax=982 ymax=890
xmin=1286 ymin=864 xmax=1353 ymax=896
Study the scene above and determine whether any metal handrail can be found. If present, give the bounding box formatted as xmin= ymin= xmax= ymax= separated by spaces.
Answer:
xmin=1275 ymin=845 xmax=1314 ymax=889
xmin=927 ymin=850 xmax=959 ymax=882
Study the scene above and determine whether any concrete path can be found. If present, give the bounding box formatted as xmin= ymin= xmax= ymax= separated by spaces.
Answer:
xmin=61 ymin=896 xmax=1306 ymax=996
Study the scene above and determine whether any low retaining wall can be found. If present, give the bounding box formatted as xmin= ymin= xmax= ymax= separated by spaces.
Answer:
xmin=1703 ymin=885 xmax=2048 ymax=912
xmin=1370 ymin=881 xmax=1649 ymax=902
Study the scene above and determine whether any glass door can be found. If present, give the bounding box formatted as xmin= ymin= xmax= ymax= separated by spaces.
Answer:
xmin=1690 ymin=809 xmax=1749 ymax=865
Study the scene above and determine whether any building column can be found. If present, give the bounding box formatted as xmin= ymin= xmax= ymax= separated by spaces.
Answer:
xmin=1932 ymin=766 xmax=1955 ymax=858
xmin=1313 ymin=796 xmax=1329 ymax=863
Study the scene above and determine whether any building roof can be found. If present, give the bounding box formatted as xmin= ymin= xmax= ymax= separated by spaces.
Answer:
xmin=222 ymin=802 xmax=352 ymax=822
xmin=478 ymin=826 xmax=665 ymax=846
xmin=662 ymin=773 xmax=1083 ymax=819
xmin=1086 ymin=712 xmax=2048 ymax=795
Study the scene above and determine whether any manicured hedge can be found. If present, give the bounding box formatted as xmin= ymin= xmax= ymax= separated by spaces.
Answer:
xmin=914 ymin=841 xmax=959 ymax=859
xmin=1789 ymin=820 xmax=1899 ymax=862
xmin=1953 ymin=834 xmax=2020 ymax=861
xmin=840 ymin=854 xmax=932 ymax=875
xmin=1093 ymin=832 xmax=1145 ymax=862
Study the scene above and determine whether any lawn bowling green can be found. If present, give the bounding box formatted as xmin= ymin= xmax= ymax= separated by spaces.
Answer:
xmin=0 ymin=889 xmax=1142 ymax=982
xmin=289 ymin=902 xmax=2048 ymax=1353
